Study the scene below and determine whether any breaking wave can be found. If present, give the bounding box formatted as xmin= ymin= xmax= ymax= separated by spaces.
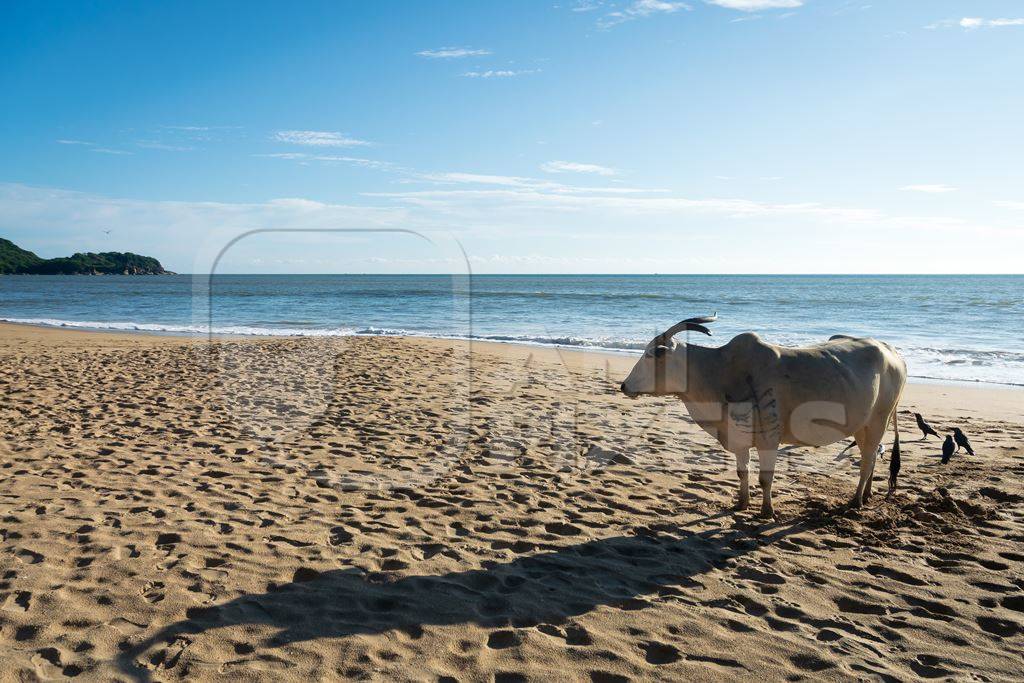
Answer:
xmin=3 ymin=316 xmax=1022 ymax=386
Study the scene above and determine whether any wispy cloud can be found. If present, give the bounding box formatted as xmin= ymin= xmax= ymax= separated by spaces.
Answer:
xmin=56 ymin=140 xmax=132 ymax=155
xmin=273 ymin=130 xmax=371 ymax=147
xmin=900 ymin=184 xmax=957 ymax=194
xmin=416 ymin=47 xmax=492 ymax=59
xmin=411 ymin=171 xmax=657 ymax=194
xmin=367 ymin=182 xmax=1018 ymax=251
xmin=598 ymin=0 xmax=691 ymax=29
xmin=3 ymin=181 xmax=1017 ymax=274
xmin=541 ymin=160 xmax=617 ymax=176
xmin=91 ymin=148 xmax=133 ymax=155
xmin=995 ymin=201 xmax=1024 ymax=210
xmin=927 ymin=17 xmax=1024 ymax=30
xmin=255 ymin=152 xmax=395 ymax=170
xmin=417 ymin=172 xmax=538 ymax=187
xmin=462 ymin=69 xmax=539 ymax=78
xmin=135 ymin=140 xmax=193 ymax=152
xmin=706 ymin=0 xmax=801 ymax=11
xmin=571 ymin=0 xmax=605 ymax=11
xmin=0 ymin=183 xmax=408 ymax=272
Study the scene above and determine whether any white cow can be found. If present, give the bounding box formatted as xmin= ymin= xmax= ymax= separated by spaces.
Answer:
xmin=620 ymin=315 xmax=906 ymax=517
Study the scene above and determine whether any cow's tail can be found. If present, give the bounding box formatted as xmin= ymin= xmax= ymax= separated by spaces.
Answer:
xmin=887 ymin=406 xmax=901 ymax=496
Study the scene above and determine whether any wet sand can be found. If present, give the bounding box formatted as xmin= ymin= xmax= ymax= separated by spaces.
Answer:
xmin=1 ymin=322 xmax=1022 ymax=681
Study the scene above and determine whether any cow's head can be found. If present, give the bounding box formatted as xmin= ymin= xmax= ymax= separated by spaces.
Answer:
xmin=620 ymin=314 xmax=716 ymax=398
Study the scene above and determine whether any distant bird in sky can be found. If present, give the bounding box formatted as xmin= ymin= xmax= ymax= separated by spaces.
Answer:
xmin=952 ymin=427 xmax=975 ymax=456
xmin=942 ymin=434 xmax=955 ymax=464
xmin=103 ymin=229 xmax=112 ymax=235
xmin=915 ymin=413 xmax=939 ymax=440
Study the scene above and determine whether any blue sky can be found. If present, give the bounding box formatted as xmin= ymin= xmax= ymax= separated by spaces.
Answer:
xmin=1 ymin=0 xmax=1022 ymax=273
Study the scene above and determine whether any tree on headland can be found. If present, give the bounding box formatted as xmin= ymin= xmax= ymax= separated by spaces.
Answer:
xmin=0 ymin=238 xmax=172 ymax=275
xmin=0 ymin=238 xmax=44 ymax=273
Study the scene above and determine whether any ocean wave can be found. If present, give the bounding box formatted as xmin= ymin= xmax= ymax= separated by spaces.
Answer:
xmin=4 ymin=317 xmax=1022 ymax=386
xmin=0 ymin=317 xmax=361 ymax=337
xmin=197 ymin=287 xmax=712 ymax=302
xmin=0 ymin=317 xmax=652 ymax=349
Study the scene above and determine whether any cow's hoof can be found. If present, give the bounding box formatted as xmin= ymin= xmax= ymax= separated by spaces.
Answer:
xmin=849 ymin=497 xmax=863 ymax=509
xmin=734 ymin=498 xmax=750 ymax=511
xmin=758 ymin=506 xmax=775 ymax=519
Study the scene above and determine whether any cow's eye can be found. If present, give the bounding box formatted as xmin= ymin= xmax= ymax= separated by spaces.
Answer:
xmin=653 ymin=346 xmax=668 ymax=358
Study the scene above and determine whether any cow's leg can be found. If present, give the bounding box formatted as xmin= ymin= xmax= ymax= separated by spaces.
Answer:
xmin=734 ymin=449 xmax=751 ymax=510
xmin=852 ymin=423 xmax=883 ymax=508
xmin=865 ymin=442 xmax=885 ymax=501
xmin=851 ymin=428 xmax=877 ymax=501
xmin=755 ymin=447 xmax=778 ymax=518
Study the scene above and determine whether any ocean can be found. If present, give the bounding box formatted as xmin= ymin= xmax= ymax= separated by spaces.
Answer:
xmin=1 ymin=274 xmax=1021 ymax=387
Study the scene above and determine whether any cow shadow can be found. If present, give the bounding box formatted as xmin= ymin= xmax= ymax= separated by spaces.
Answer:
xmin=117 ymin=514 xmax=827 ymax=680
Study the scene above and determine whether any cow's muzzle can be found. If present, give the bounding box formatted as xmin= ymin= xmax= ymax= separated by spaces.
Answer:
xmin=620 ymin=382 xmax=639 ymax=398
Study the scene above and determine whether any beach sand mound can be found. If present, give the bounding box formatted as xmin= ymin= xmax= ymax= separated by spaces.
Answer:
xmin=0 ymin=325 xmax=1021 ymax=681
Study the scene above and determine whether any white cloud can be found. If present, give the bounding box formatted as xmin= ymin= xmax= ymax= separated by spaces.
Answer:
xmin=541 ymin=160 xmax=617 ymax=176
xmin=598 ymin=0 xmax=691 ymax=28
xmin=0 ymin=183 xmax=409 ymax=272
xmin=900 ymin=184 xmax=957 ymax=194
xmin=56 ymin=138 xmax=132 ymax=154
xmin=995 ymin=201 xmax=1024 ymax=210
xmin=706 ymin=0 xmax=801 ymax=11
xmin=273 ymin=130 xmax=371 ymax=147
xmin=412 ymin=171 xmax=654 ymax=193
xmin=415 ymin=47 xmax=491 ymax=59
xmin=419 ymin=172 xmax=537 ymax=187
xmin=462 ymin=69 xmax=539 ymax=78
xmin=3 ymin=181 xmax=1018 ymax=274
xmin=136 ymin=140 xmax=193 ymax=152
xmin=372 ymin=186 xmax=890 ymax=223
xmin=927 ymin=17 xmax=1024 ymax=30
xmin=255 ymin=152 xmax=395 ymax=171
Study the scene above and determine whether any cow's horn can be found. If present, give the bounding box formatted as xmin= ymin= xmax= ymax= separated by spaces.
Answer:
xmin=662 ymin=312 xmax=717 ymax=340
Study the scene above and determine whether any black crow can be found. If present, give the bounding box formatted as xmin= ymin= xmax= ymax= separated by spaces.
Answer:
xmin=942 ymin=434 xmax=955 ymax=464
xmin=888 ymin=437 xmax=901 ymax=495
xmin=952 ymin=427 xmax=975 ymax=456
xmin=915 ymin=412 xmax=940 ymax=440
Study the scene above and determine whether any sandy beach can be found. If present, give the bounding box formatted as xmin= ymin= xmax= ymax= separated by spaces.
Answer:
xmin=1 ymin=321 xmax=1022 ymax=681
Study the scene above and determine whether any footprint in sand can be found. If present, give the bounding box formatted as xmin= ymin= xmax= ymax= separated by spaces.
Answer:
xmin=909 ymin=654 xmax=955 ymax=678
xmin=16 ymin=548 xmax=44 ymax=564
xmin=536 ymin=622 xmax=593 ymax=646
xmin=589 ymin=673 xmax=631 ymax=683
xmin=15 ymin=625 xmax=40 ymax=642
xmin=976 ymin=616 xmax=1021 ymax=637
xmin=142 ymin=581 xmax=166 ymax=604
xmin=641 ymin=641 xmax=681 ymax=665
xmin=31 ymin=647 xmax=66 ymax=679
xmin=486 ymin=629 xmax=522 ymax=649
xmin=1 ymin=590 xmax=31 ymax=612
